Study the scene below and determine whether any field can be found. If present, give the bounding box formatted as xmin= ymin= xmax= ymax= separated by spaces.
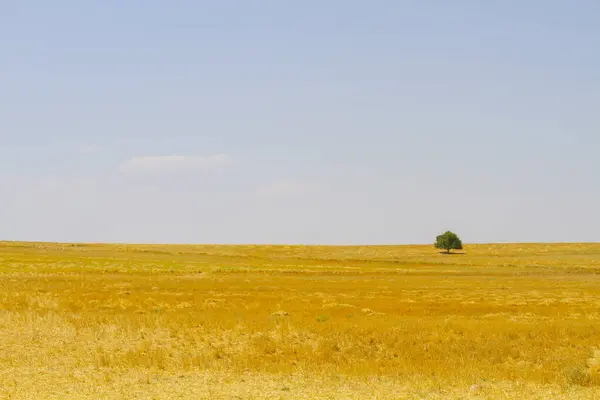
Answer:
xmin=1 ymin=242 xmax=600 ymax=399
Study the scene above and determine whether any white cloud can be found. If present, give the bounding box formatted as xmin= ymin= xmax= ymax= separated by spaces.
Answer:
xmin=256 ymin=180 xmax=321 ymax=197
xmin=120 ymin=154 xmax=235 ymax=173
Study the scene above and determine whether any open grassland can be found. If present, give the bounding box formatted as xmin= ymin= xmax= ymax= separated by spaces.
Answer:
xmin=1 ymin=242 xmax=600 ymax=399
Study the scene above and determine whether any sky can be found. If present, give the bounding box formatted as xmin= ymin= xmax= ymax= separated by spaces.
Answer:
xmin=1 ymin=1 xmax=599 ymax=244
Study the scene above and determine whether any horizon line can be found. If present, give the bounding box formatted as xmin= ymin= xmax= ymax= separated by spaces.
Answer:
xmin=0 ymin=240 xmax=598 ymax=247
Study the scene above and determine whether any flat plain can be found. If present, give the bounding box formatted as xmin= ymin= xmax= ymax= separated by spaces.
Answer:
xmin=1 ymin=241 xmax=600 ymax=399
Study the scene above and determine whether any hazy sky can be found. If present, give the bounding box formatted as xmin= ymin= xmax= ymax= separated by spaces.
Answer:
xmin=1 ymin=1 xmax=599 ymax=244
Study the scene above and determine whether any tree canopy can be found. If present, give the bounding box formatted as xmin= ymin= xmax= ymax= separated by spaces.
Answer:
xmin=435 ymin=231 xmax=463 ymax=253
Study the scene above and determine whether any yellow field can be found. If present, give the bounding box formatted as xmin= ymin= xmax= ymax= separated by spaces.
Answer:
xmin=2 ymin=241 xmax=600 ymax=399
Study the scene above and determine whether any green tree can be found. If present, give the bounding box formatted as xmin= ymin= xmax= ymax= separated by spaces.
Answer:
xmin=435 ymin=231 xmax=463 ymax=253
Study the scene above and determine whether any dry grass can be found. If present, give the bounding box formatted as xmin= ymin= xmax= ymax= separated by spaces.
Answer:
xmin=1 ymin=241 xmax=600 ymax=398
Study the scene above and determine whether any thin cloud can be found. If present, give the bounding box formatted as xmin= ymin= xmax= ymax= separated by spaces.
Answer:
xmin=256 ymin=180 xmax=321 ymax=197
xmin=38 ymin=178 xmax=61 ymax=193
xmin=120 ymin=154 xmax=235 ymax=173
xmin=80 ymin=144 xmax=100 ymax=154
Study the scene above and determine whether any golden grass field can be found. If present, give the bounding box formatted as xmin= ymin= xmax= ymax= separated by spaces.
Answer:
xmin=2 ymin=241 xmax=600 ymax=399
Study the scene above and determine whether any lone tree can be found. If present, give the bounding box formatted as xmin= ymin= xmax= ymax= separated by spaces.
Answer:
xmin=435 ymin=231 xmax=463 ymax=253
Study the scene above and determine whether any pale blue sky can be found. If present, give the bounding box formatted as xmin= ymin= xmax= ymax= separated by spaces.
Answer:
xmin=1 ymin=1 xmax=599 ymax=244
